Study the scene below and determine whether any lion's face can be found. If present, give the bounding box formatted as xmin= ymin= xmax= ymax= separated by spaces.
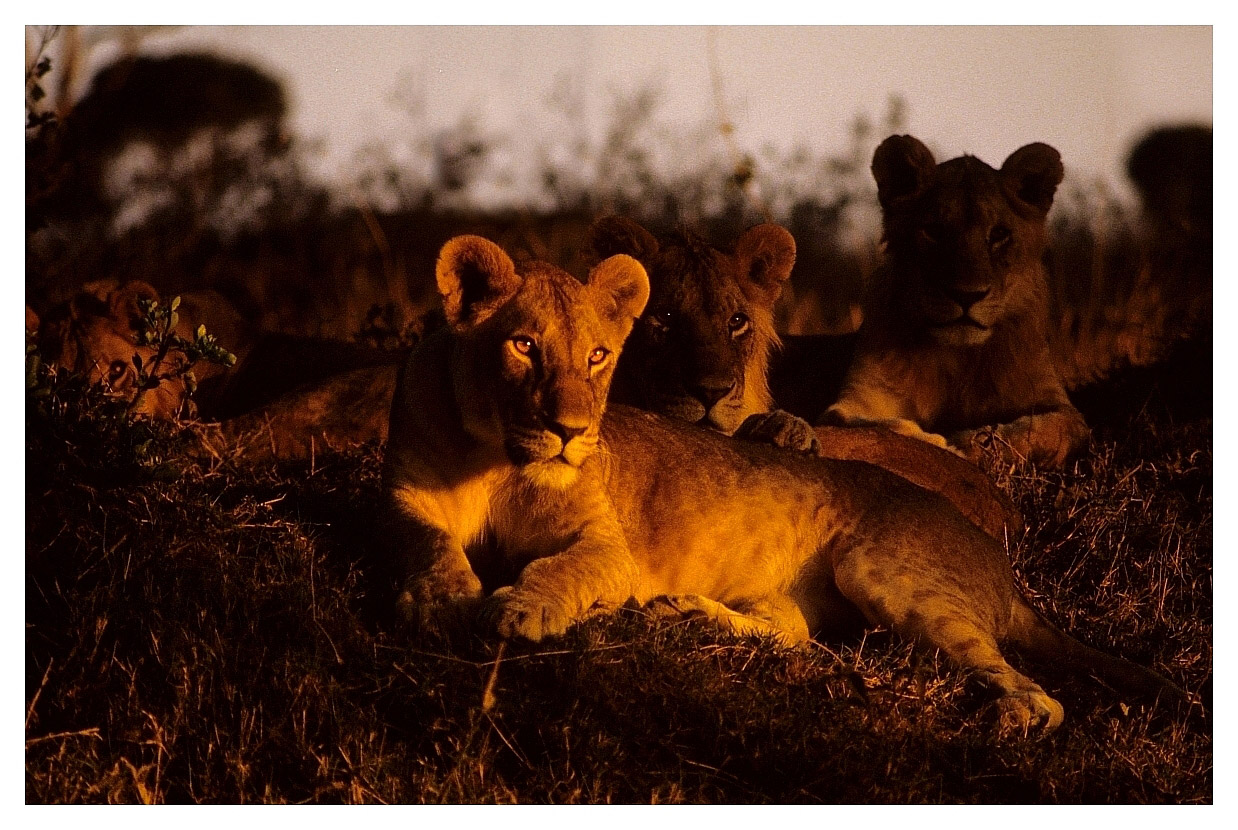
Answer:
xmin=587 ymin=218 xmax=794 ymax=435
xmin=36 ymin=281 xmax=192 ymax=419
xmin=436 ymin=235 xmax=649 ymax=489
xmin=872 ymin=136 xmax=1063 ymax=347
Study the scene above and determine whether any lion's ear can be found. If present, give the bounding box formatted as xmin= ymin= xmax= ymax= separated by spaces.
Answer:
xmin=735 ymin=223 xmax=796 ymax=304
xmin=586 ymin=254 xmax=650 ymax=339
xmin=1001 ymin=143 xmax=1064 ymax=214
xmin=107 ymin=280 xmax=162 ymax=329
xmin=436 ymin=235 xmax=523 ymax=330
xmin=587 ymin=216 xmax=660 ymax=265
xmin=872 ymin=134 xmax=937 ymax=209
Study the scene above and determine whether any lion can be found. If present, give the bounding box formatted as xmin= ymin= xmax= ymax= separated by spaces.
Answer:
xmin=34 ymin=279 xmax=403 ymax=459
xmin=823 ymin=135 xmax=1090 ymax=468
xmin=587 ymin=215 xmax=1021 ymax=541
xmin=384 ymin=233 xmax=1185 ymax=732
xmin=34 ymin=279 xmax=249 ymax=420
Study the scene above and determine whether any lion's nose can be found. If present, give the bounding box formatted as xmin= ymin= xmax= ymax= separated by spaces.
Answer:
xmin=546 ymin=418 xmax=588 ymax=444
xmin=691 ymin=381 xmax=735 ymax=409
xmin=945 ymin=286 xmax=990 ymax=311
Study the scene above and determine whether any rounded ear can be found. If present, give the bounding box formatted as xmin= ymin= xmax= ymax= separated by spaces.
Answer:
xmin=586 ymin=254 xmax=650 ymax=338
xmin=26 ymin=306 xmax=40 ymax=335
xmin=107 ymin=280 xmax=161 ymax=329
xmin=734 ymin=223 xmax=796 ymax=304
xmin=586 ymin=215 xmax=660 ymax=265
xmin=1001 ymin=142 xmax=1064 ymax=214
xmin=436 ymin=235 xmax=522 ymax=330
xmin=872 ymin=134 xmax=937 ymax=210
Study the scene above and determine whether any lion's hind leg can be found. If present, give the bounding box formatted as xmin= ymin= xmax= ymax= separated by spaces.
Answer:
xmin=924 ymin=613 xmax=1066 ymax=732
xmin=834 ymin=560 xmax=1064 ymax=732
xmin=645 ymin=593 xmax=810 ymax=647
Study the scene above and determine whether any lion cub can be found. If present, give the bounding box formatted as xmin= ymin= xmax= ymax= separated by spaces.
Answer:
xmin=383 ymin=234 xmax=1183 ymax=732
xmin=586 ymin=215 xmax=1022 ymax=540
xmin=825 ymin=135 xmax=1090 ymax=467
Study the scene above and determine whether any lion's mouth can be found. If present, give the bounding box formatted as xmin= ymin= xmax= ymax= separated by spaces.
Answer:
xmin=930 ymin=315 xmax=988 ymax=330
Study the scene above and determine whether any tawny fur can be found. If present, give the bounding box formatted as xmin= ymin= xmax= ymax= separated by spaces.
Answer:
xmin=384 ymin=234 xmax=1184 ymax=734
xmin=825 ymin=135 xmax=1090 ymax=468
xmin=587 ymin=216 xmax=1022 ymax=540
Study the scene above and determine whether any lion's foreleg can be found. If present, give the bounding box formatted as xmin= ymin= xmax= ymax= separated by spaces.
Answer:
xmin=385 ymin=495 xmax=483 ymax=629
xmin=954 ymin=407 xmax=1090 ymax=467
xmin=489 ymin=530 xmax=640 ymax=642
xmin=646 ymin=593 xmax=810 ymax=646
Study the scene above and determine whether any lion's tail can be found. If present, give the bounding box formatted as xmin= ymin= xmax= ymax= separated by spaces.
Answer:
xmin=1005 ymin=594 xmax=1190 ymax=707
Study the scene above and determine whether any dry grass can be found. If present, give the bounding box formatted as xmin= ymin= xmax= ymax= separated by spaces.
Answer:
xmin=26 ymin=383 xmax=1211 ymax=803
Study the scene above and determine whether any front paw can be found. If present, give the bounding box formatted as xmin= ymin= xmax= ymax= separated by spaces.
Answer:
xmin=484 ymin=586 xmax=575 ymax=642
xmin=735 ymin=410 xmax=822 ymax=454
xmin=397 ymin=567 xmax=484 ymax=629
xmin=949 ymin=426 xmax=996 ymax=463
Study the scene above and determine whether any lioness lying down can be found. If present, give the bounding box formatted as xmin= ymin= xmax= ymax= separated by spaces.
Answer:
xmin=34 ymin=279 xmax=403 ymax=461
xmin=385 ymin=234 xmax=1183 ymax=731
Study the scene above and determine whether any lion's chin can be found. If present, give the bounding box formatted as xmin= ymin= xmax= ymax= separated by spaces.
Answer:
xmin=928 ymin=319 xmax=992 ymax=347
xmin=520 ymin=457 xmax=582 ymax=490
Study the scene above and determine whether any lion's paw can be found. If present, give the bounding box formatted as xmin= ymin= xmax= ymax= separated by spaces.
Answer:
xmin=995 ymin=690 xmax=1065 ymax=735
xmin=735 ymin=410 xmax=821 ymax=454
xmin=949 ymin=426 xmax=996 ymax=463
xmin=485 ymin=586 xmax=575 ymax=643
xmin=397 ymin=568 xmax=484 ymax=628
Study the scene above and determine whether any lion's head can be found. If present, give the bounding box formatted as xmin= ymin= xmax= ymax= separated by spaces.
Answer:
xmin=587 ymin=217 xmax=795 ymax=435
xmin=35 ymin=280 xmax=194 ymax=419
xmin=436 ymin=235 xmax=649 ymax=489
xmin=870 ymin=135 xmax=1063 ymax=347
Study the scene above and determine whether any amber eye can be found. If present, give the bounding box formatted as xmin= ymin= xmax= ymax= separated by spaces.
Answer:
xmin=728 ymin=312 xmax=751 ymax=336
xmin=108 ymin=360 xmax=128 ymax=382
xmin=588 ymin=347 xmax=609 ymax=366
xmin=988 ymin=225 xmax=1012 ymax=249
xmin=511 ymin=336 xmax=535 ymax=355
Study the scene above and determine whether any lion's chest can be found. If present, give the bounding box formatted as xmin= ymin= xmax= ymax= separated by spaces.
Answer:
xmin=480 ymin=470 xmax=610 ymax=569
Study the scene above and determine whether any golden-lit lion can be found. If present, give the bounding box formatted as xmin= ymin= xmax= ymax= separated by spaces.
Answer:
xmin=383 ymin=233 xmax=1183 ymax=732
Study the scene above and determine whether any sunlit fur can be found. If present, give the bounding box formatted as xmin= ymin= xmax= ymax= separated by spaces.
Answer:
xmin=383 ymin=233 xmax=1183 ymax=735
xmin=825 ymin=135 xmax=1091 ymax=467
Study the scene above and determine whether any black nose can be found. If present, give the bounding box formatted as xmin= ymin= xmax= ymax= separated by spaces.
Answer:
xmin=547 ymin=421 xmax=587 ymax=443
xmin=691 ymin=382 xmax=735 ymax=409
xmin=944 ymin=286 xmax=990 ymax=311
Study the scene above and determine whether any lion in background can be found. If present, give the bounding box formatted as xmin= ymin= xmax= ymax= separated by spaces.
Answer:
xmin=824 ymin=135 xmax=1090 ymax=468
xmin=31 ymin=278 xmax=403 ymax=461
xmin=587 ymin=215 xmax=1021 ymax=540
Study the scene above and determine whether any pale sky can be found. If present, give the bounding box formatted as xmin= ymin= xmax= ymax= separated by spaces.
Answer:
xmin=57 ymin=25 xmax=1212 ymax=208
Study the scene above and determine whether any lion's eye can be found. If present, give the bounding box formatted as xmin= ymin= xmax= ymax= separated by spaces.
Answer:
xmin=588 ymin=347 xmax=609 ymax=367
xmin=108 ymin=360 xmax=128 ymax=381
xmin=988 ymin=225 xmax=1012 ymax=249
xmin=647 ymin=310 xmax=673 ymax=331
xmin=511 ymin=336 xmax=535 ymax=356
xmin=728 ymin=312 xmax=751 ymax=336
